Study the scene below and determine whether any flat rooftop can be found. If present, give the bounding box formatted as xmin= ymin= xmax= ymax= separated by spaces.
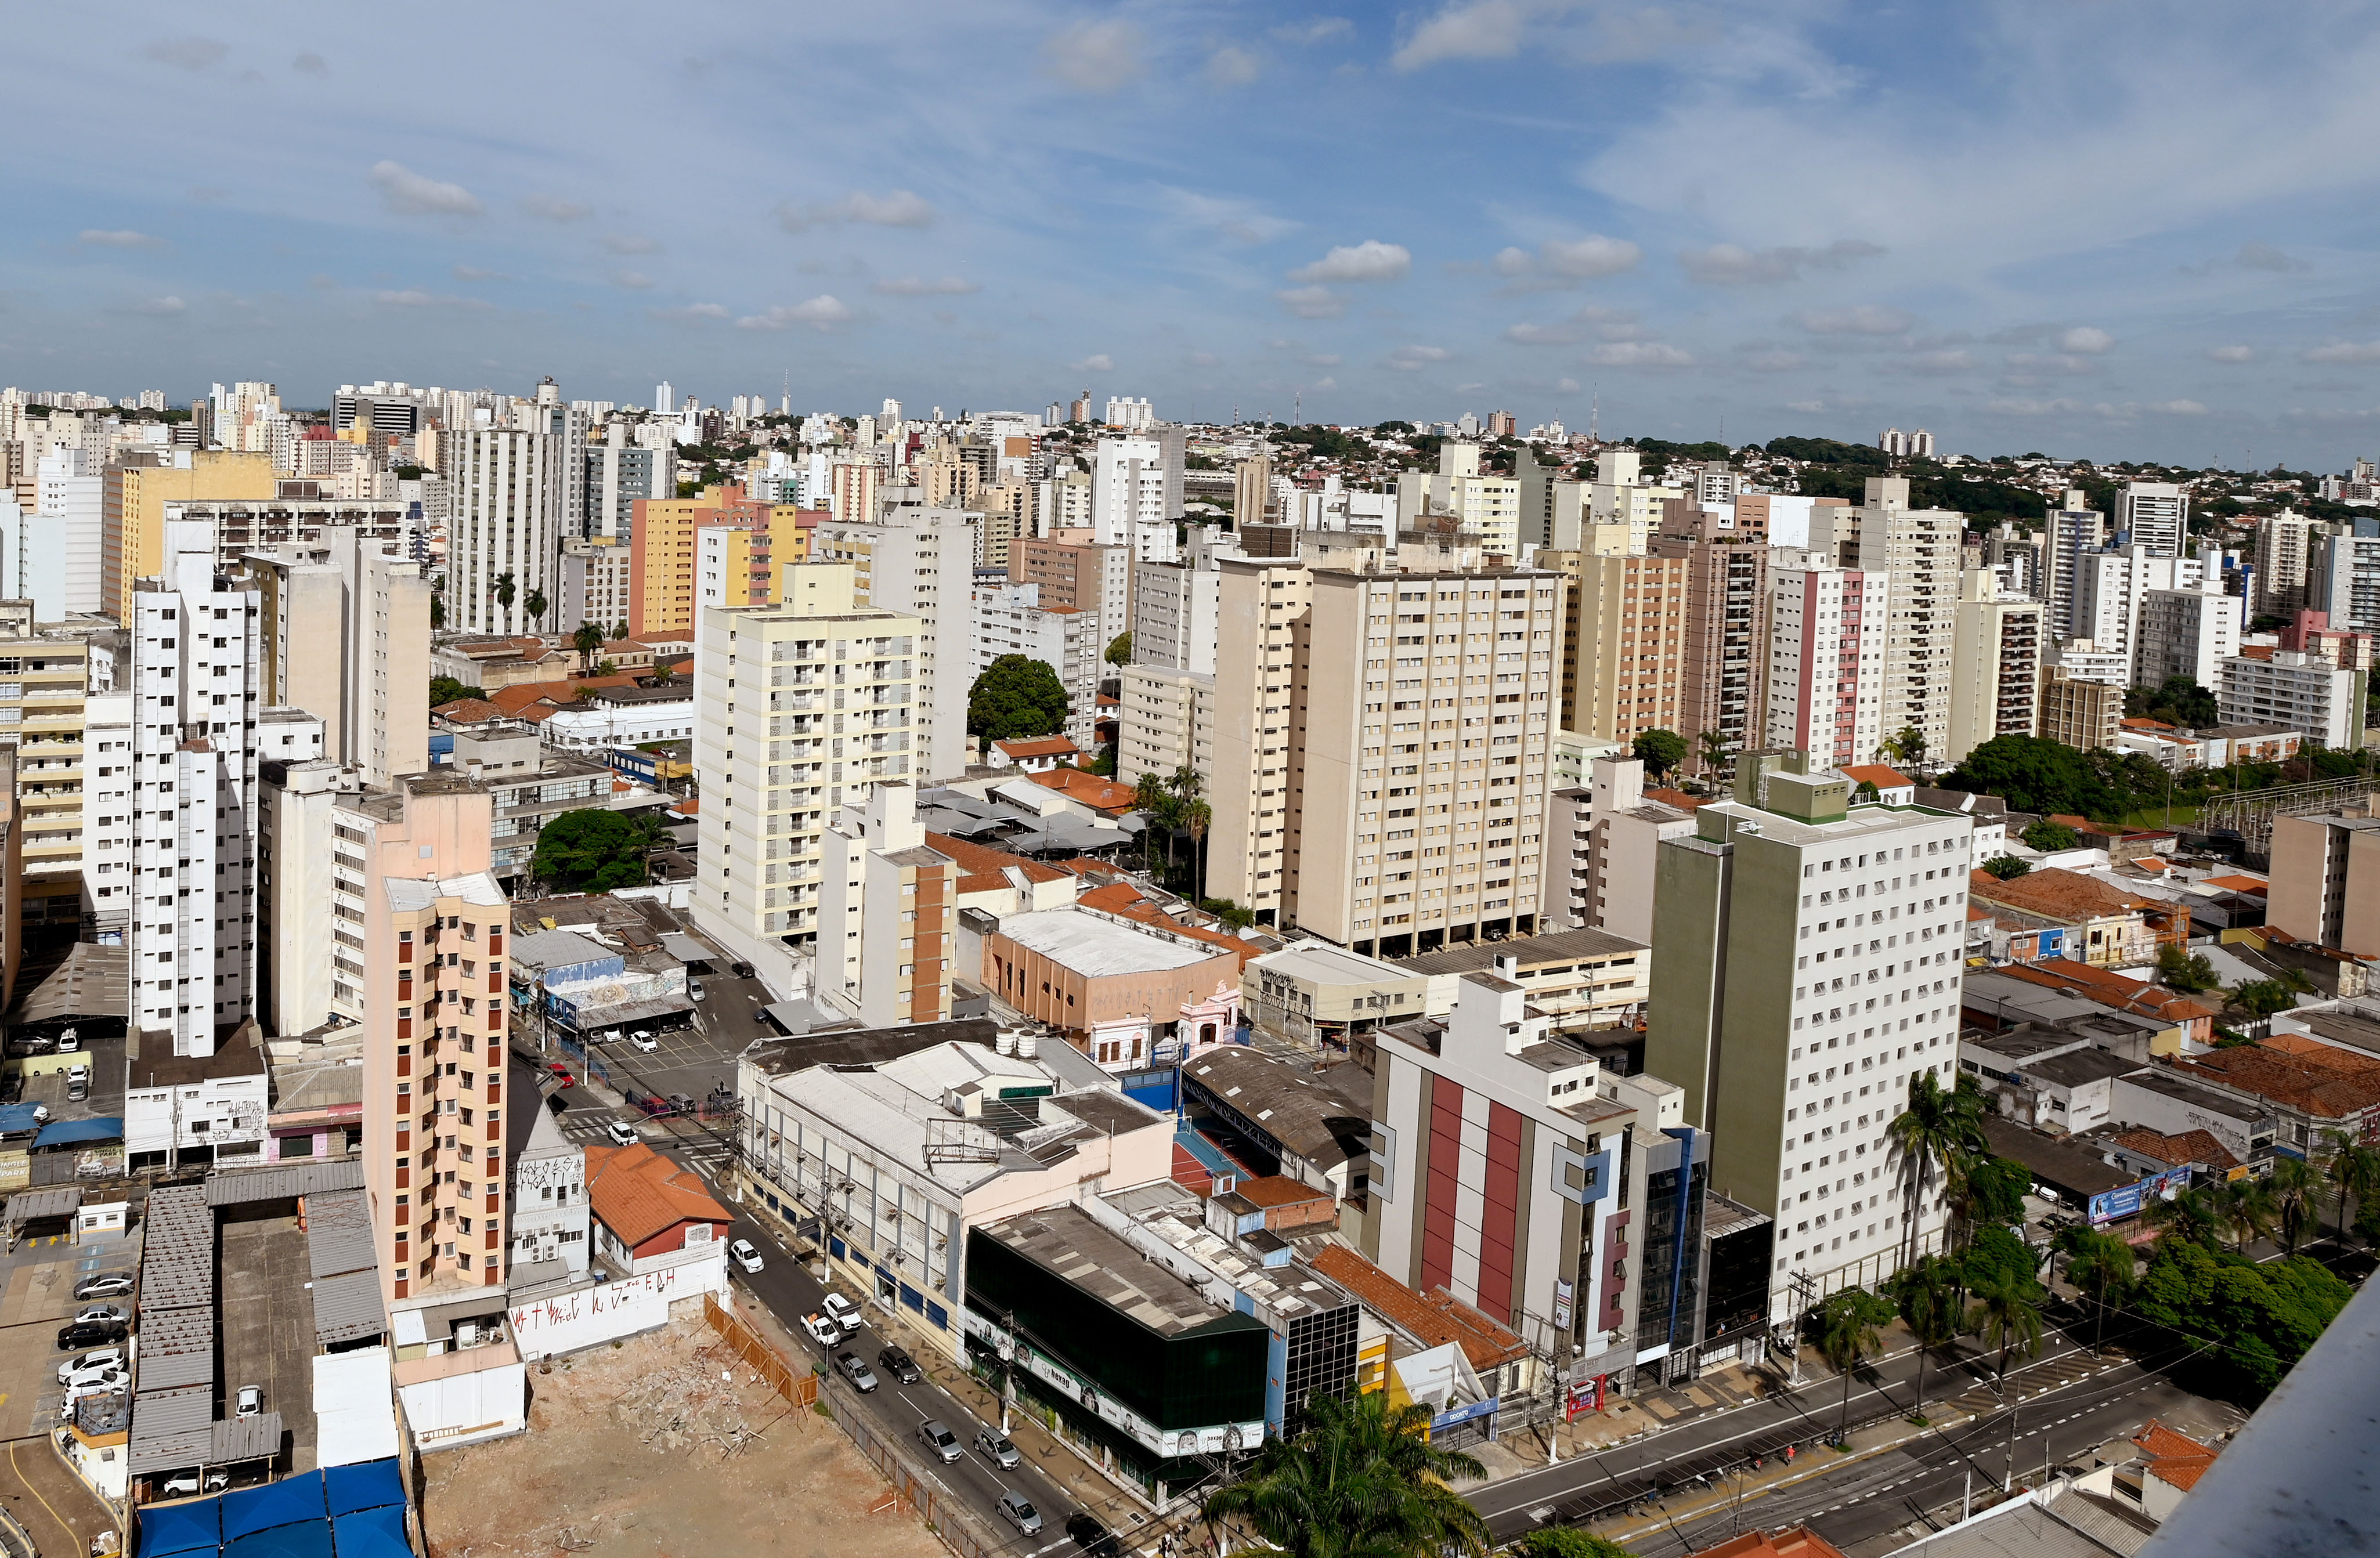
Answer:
xmin=995 ymin=909 xmax=1222 ymax=977
xmin=979 ymin=1204 xmax=1231 ymax=1336
xmin=1392 ymin=924 xmax=1649 ymax=977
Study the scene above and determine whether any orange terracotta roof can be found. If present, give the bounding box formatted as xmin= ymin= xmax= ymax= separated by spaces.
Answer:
xmin=1027 ymin=767 xmax=1139 ymax=813
xmin=510 ymin=703 xmax=561 ymax=724
xmin=432 ymin=697 xmax=507 ymax=724
xmin=2237 ymin=644 xmax=2276 ymax=661
xmin=2260 ymin=1031 xmax=2380 ymax=1075
xmin=1840 ymin=764 xmax=1912 ymax=789
xmin=926 ymin=831 xmax=1068 ymax=895
xmin=1075 ymin=881 xmax=1255 ymax=962
xmin=2176 ymin=1045 xmax=2380 ymax=1119
xmin=1684 ymin=1530 xmax=1852 ymax=1558
xmin=2122 ymin=717 xmax=2180 ymax=732
xmin=487 ymin=678 xmax=620 ymax=715
xmin=583 ymin=1141 xmax=734 ymax=1247
xmin=1968 ymin=867 xmax=2165 ymax=921
xmin=1643 ymin=787 xmax=1706 ymax=811
xmin=2132 ymin=1419 xmax=2219 ymax=1494
xmin=2112 ymin=1127 xmax=2240 ymax=1173
xmin=2202 ymin=874 xmax=2269 ymax=895
xmin=1995 ymin=958 xmax=2218 ymax=1026
xmin=1306 ymin=1245 xmax=1530 ymax=1371
xmin=671 ymin=796 xmax=699 ymax=816
xmin=995 ymin=736 xmax=1081 ymax=760
xmin=2047 ymin=813 xmax=2097 ymax=830
xmin=1230 ymin=1176 xmax=1334 ymax=1210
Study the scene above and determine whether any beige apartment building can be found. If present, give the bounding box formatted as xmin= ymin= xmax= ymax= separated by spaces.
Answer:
xmin=2268 ymin=813 xmax=2380 ymax=958
xmin=809 ymin=509 xmax=978 ymax=781
xmin=815 ymin=782 xmax=958 ymax=1028
xmin=1824 ymin=478 xmax=1965 ymax=761
xmin=1209 ymin=560 xmax=1563 ymax=957
xmin=101 ymin=450 xmax=279 ymax=622
xmin=1945 ymin=569 xmax=2042 ymax=765
xmin=0 ymin=622 xmax=89 ymax=927
xmin=2039 ymin=667 xmax=2124 ymax=751
xmin=236 ymin=531 xmax=432 ymax=787
xmin=1546 ymin=548 xmax=1691 ymax=750
xmin=1115 ymin=663 xmax=1214 ymax=789
xmin=692 ymin=566 xmax=920 ymax=983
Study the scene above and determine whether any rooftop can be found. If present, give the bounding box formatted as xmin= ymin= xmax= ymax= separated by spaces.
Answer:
xmin=1982 ymin=1116 xmax=2134 ymax=1196
xmin=978 ymin=1203 xmax=1248 ymax=1337
xmin=994 ymin=908 xmax=1227 ymax=977
xmin=1183 ymin=1045 xmax=1371 ymax=1170
xmin=1250 ymin=941 xmax=1424 ymax=987
xmin=1307 ymin=1245 xmax=1529 ymax=1371
xmin=583 ymin=1141 xmax=733 ymax=1246
xmin=2025 ymin=1047 xmax=2146 ymax=1088
xmin=1391 ymin=924 xmax=1648 ymax=978
xmin=2110 ymin=1126 xmax=2241 ymax=1173
xmin=2176 ymin=1041 xmax=2380 ymax=1120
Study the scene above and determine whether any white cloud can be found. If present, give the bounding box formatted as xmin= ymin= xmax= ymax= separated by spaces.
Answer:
xmin=1742 ymin=351 xmax=1804 ymax=372
xmin=78 ymin=229 xmax=164 ymax=249
xmin=1984 ymin=397 xmax=2083 ymax=416
xmin=2002 ymin=352 xmax=2100 ymax=377
xmin=131 ymin=295 xmax=187 ymax=316
xmin=1392 ymin=0 xmax=1530 ymax=71
xmin=2149 ymin=399 xmax=2208 ymax=414
xmin=139 ymin=36 xmax=227 ymax=70
xmin=2187 ymin=240 xmax=2309 ymax=275
xmin=1540 ymin=235 xmax=1642 ymax=279
xmin=1505 ymin=304 xmax=1639 ymax=345
xmin=1156 ymin=187 xmax=1297 ymax=246
xmin=1554 ymin=377 xmax=1581 ymax=393
xmin=1276 ymin=286 xmax=1345 ymax=318
xmin=371 ymin=289 xmax=492 ymax=310
xmin=1071 ymin=353 xmax=1115 ymax=372
xmin=1589 ymin=341 xmax=1692 ymax=367
xmin=735 ymin=295 xmax=853 ymax=330
xmin=610 ymin=270 xmax=654 ymax=290
xmin=1389 ymin=345 xmax=1452 ymax=370
xmin=368 ymin=160 xmax=482 ymax=218
xmin=2059 ymin=326 xmax=2115 ymax=353
xmin=2206 ymin=344 xmax=2256 ymax=362
xmin=521 ymin=194 xmax=591 ymax=222
xmin=1272 ymin=17 xmax=1353 ymax=44
xmin=652 ymin=303 xmax=728 ymax=321
xmin=1205 ymin=46 xmax=1261 ymax=88
xmin=1289 ymin=240 xmax=1411 ymax=283
xmin=775 ymin=190 xmax=936 ymax=232
xmin=291 ymin=50 xmax=329 ymax=77
xmin=1305 ymin=353 xmax=1344 ymax=367
xmin=1785 ymin=400 xmax=1828 ymax=413
xmin=1680 ymin=239 xmax=1884 ymax=284
xmin=452 ymin=264 xmax=507 ymax=281
xmin=1904 ymin=349 xmax=1974 ymax=375
xmin=604 ymin=234 xmax=662 ymax=255
xmin=2305 ymin=339 xmax=2380 ymax=364
xmin=1189 ymin=351 xmax=1222 ymax=367
xmin=871 ymin=276 xmax=980 ymax=296
xmin=1042 ymin=19 xmax=1143 ymax=93
xmin=1796 ymin=305 xmax=1912 ymax=335
xmin=1314 ymin=376 xmax=1338 ymax=390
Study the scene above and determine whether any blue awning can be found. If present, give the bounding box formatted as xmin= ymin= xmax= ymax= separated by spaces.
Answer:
xmin=322 ymin=1459 xmax=405 ymax=1519
xmin=223 ymin=1523 xmax=333 ymax=1558
xmin=222 ymin=1474 xmax=326 ymax=1543
xmin=0 ymin=1102 xmax=42 ymax=1134
xmin=328 ymin=1506 xmax=410 ymax=1558
xmin=35 ymin=1116 xmax=122 ymax=1149
xmin=136 ymin=1498 xmax=222 ymax=1558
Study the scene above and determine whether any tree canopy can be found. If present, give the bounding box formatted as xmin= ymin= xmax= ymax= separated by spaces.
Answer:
xmin=1632 ymin=728 xmax=1687 ymax=779
xmin=2023 ymin=820 xmax=2082 ymax=852
xmin=530 ymin=808 xmax=652 ymax=892
xmin=2129 ymin=1239 xmax=2352 ymax=1397
xmin=429 ymin=676 xmax=484 ymax=708
xmin=1104 ymin=631 xmax=1132 ymax=666
xmin=967 ymin=655 xmax=1070 ymax=740
xmin=1981 ymin=854 xmax=2032 ymax=880
xmin=2126 ymin=676 xmax=2219 ymax=729
xmin=1202 ymin=1390 xmax=1489 ymax=1558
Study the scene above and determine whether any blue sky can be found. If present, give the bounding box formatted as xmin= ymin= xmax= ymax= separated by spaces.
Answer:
xmin=6 ymin=1 xmax=2380 ymax=468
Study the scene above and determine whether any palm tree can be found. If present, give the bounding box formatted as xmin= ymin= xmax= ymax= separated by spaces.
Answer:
xmin=2056 ymin=1227 xmax=2136 ymax=1357
xmin=2146 ymin=1185 xmax=2224 ymax=1249
xmin=2320 ymin=1130 xmax=2380 ymax=1248
xmin=572 ymin=621 xmax=607 ymax=662
xmin=524 ymin=587 xmax=550 ymax=630
xmin=1697 ymin=728 xmax=1732 ymax=780
xmin=1183 ymin=798 xmax=1212 ymax=898
xmin=2216 ymin=1175 xmax=2277 ymax=1256
xmin=1201 ymin=1390 xmax=1490 ymax=1558
xmin=2270 ymin=1155 xmax=2320 ymax=1256
xmin=1133 ymin=772 xmax=1179 ymax=881
xmin=1966 ymin=1269 xmax=2045 ymax=1396
xmin=1814 ymin=1288 xmax=1892 ymax=1445
xmin=1883 ymin=1255 xmax=1962 ymax=1416
xmin=1887 ymin=1071 xmax=1988 ymax=1263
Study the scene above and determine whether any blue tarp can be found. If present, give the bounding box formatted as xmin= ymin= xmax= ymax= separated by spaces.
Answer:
xmin=0 ymin=1102 xmax=42 ymax=1134
xmin=328 ymin=1506 xmax=410 ymax=1558
xmin=322 ymin=1461 xmax=405 ymax=1519
xmin=222 ymin=1523 xmax=334 ymax=1558
xmin=221 ymin=1474 xmax=325 ymax=1543
xmin=34 ymin=1115 xmax=122 ymax=1148
xmin=136 ymin=1499 xmax=222 ymax=1558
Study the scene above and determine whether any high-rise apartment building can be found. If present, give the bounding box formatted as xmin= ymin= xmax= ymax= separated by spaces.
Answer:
xmin=2218 ymin=650 xmax=2363 ymax=749
xmin=2134 ymin=579 xmax=2241 ymax=691
xmin=1233 ymin=456 xmax=1273 ymax=528
xmin=1647 ymin=752 xmax=1971 ymax=1315
xmin=815 ymin=781 xmax=958 ymax=1028
xmin=1011 ymin=535 xmax=1129 ymax=655
xmin=692 ymin=507 xmax=812 ymax=629
xmin=258 ymin=755 xmax=367 ymax=1036
xmin=1652 ymin=505 xmax=1767 ymax=775
xmin=2041 ymin=495 xmax=2107 ymax=639
xmin=1211 ymin=561 xmax=1562 ymax=956
xmin=1089 ymin=434 xmax=1179 ymax=562
xmin=2115 ymin=480 xmax=2190 ymax=557
xmin=629 ymin=485 xmax=806 ymax=641
xmin=1131 ymin=552 xmax=1223 ymax=677
xmin=810 ymin=508 xmax=978 ymax=781
xmin=128 ymin=521 xmax=271 ymax=1057
xmin=101 ymin=450 xmax=280 ymax=622
xmin=1944 ymin=570 xmax=2042 ymax=764
xmin=971 ymin=580 xmax=1100 ymax=749
xmin=1840 ymin=479 xmax=1962 ymax=762
xmin=26 ymin=450 xmax=99 ymax=617
xmin=582 ymin=424 xmax=669 ymax=541
xmin=1115 ymin=664 xmax=1214 ymax=789
xmin=2255 ymin=511 xmax=2316 ymax=620
xmin=1543 ymin=757 xmax=1696 ymax=941
xmin=692 ymin=566 xmax=919 ymax=977
xmin=558 ymin=537 xmax=630 ymax=639
xmin=1761 ymin=552 xmax=1888 ymax=768
xmin=444 ymin=421 xmax=561 ymax=636
xmin=1395 ymin=443 xmax=1523 ymax=556
xmin=0 ymin=623 xmax=90 ymax=927
xmin=1547 ymin=548 xmax=1689 ymax=748
xmin=236 ymin=531 xmax=432 ymax=787
xmin=2038 ymin=667 xmax=2123 ymax=751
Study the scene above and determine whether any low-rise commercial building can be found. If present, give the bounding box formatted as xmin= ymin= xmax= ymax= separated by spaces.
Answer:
xmin=1242 ymin=942 xmax=1429 ymax=1058
xmin=981 ymin=906 xmax=1241 ymax=1069
xmin=1182 ymin=1043 xmax=1373 ymax=1202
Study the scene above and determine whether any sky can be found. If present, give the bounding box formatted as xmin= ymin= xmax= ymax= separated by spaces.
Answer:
xmin=6 ymin=1 xmax=2380 ymax=469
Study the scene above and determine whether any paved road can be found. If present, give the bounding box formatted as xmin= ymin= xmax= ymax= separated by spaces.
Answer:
xmin=716 ymin=1206 xmax=1089 ymax=1554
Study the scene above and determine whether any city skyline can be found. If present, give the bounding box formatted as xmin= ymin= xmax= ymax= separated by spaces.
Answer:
xmin=2 ymin=3 xmax=2379 ymax=465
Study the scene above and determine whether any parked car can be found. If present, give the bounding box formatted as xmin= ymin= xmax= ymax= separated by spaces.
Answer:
xmin=59 ymin=1364 xmax=127 ymax=1394
xmin=974 ymin=1427 xmax=1020 ymax=1470
xmin=7 ymin=1036 xmax=53 ymax=1057
xmin=1066 ymin=1513 xmax=1120 ymax=1557
xmin=916 ymin=1419 xmax=961 ymax=1462
xmin=728 ymin=1239 xmax=764 ymax=1274
xmin=731 ymin=961 xmax=756 ymax=979
xmin=597 ymin=1029 xmax=623 ymax=1045
xmin=55 ymin=1028 xmax=80 ymax=1053
xmin=71 ymin=1304 xmax=129 ymax=1326
xmin=688 ymin=979 xmax=707 ymax=1001
xmin=876 ymin=1344 xmax=921 ymax=1385
xmin=62 ymin=1377 xmax=127 ymax=1409
xmin=57 ymin=1321 xmax=127 ymax=1351
xmin=629 ymin=1031 xmax=658 ymax=1052
xmin=665 ymin=1092 xmax=696 ymax=1115
xmin=996 ymin=1492 xmax=1042 ymax=1537
xmin=161 ymin=1471 xmax=228 ymax=1498
xmin=833 ymin=1351 xmax=879 ymax=1393
xmin=546 ymin=1063 xmax=575 ymax=1087
xmin=66 ymin=1071 xmax=88 ymax=1102
xmin=59 ymin=1347 xmax=124 ymax=1382
xmin=604 ymin=1120 xmax=641 ymax=1147
xmin=73 ymin=1274 xmax=134 ymax=1301
xmin=799 ymin=1312 xmax=839 ymax=1346
xmin=234 ymin=1385 xmax=263 ymax=1419
xmin=819 ymin=1293 xmax=861 ymax=1336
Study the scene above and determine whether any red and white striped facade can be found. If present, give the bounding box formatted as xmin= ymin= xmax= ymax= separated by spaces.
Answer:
xmin=1764 ymin=558 xmax=1888 ymax=768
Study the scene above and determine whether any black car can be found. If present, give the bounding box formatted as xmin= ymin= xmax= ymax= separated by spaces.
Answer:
xmin=1065 ymin=1513 xmax=1119 ymax=1557
xmin=877 ymin=1344 xmax=922 ymax=1385
xmin=57 ymin=1321 xmax=127 ymax=1351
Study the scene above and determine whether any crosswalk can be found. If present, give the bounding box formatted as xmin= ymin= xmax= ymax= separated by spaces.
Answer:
xmin=1934 ymin=1347 xmax=2111 ymax=1420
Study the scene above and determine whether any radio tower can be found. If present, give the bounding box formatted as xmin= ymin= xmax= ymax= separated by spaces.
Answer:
xmin=1588 ymin=388 xmax=1599 ymax=445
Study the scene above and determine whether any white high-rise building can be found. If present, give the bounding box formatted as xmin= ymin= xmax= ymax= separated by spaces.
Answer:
xmin=1130 ymin=553 xmax=1225 ymax=677
xmin=2114 ymin=481 xmax=2190 ymax=558
xmin=807 ymin=508 xmax=980 ymax=782
xmin=1104 ymin=396 xmax=1155 ymax=431
xmin=35 ymin=448 xmax=104 ymax=615
xmin=654 ymin=381 xmax=676 ymax=415
xmin=1090 ymin=436 xmax=1177 ymax=562
xmin=1647 ymin=751 xmax=1971 ymax=1317
xmin=1762 ymin=552 xmax=1889 ymax=768
xmin=82 ymin=692 xmax=134 ymax=937
xmin=128 ymin=520 xmax=279 ymax=1056
xmin=2255 ymin=511 xmax=2317 ymax=620
xmin=2135 ymin=579 xmax=2241 ymax=691
xmin=2072 ymin=547 xmax=2206 ymax=678
xmin=971 ymin=579 xmax=1101 ymax=749
xmin=1841 ymin=478 xmax=1963 ymax=764
xmin=443 ymin=419 xmax=562 ymax=635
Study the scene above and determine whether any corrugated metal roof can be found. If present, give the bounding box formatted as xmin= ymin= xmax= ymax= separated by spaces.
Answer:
xmin=133 ymin=1307 xmax=216 ymax=1391
xmin=128 ymin=1385 xmax=216 ymax=1473
xmin=2 ymin=1187 xmax=83 ymax=1223
xmin=305 ymin=1190 xmax=376 ymax=1280
xmin=310 ymin=1268 xmax=385 ymax=1347
xmin=210 ymin=1412 xmax=283 ymax=1464
xmin=12 ymin=941 xmax=127 ymax=1024
xmin=207 ymin=1157 xmax=364 ymax=1205
xmin=140 ymin=1184 xmax=216 ymax=1314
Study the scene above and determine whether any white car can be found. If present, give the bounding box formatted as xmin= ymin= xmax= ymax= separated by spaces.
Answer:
xmin=728 ymin=1239 xmax=764 ymax=1274
xmin=56 ymin=1028 xmax=80 ymax=1053
xmin=59 ymin=1348 xmax=124 ymax=1383
xmin=629 ymin=1031 xmax=659 ymax=1052
xmin=162 ymin=1471 xmax=228 ymax=1498
xmin=597 ymin=1029 xmax=623 ymax=1045
xmin=800 ymin=1312 xmax=839 ymax=1346
xmin=60 ymin=1367 xmax=128 ymax=1398
xmin=819 ymin=1292 xmax=861 ymax=1336
xmin=71 ymin=1305 xmax=129 ymax=1326
xmin=604 ymin=1120 xmax=641 ymax=1147
xmin=234 ymin=1384 xmax=263 ymax=1419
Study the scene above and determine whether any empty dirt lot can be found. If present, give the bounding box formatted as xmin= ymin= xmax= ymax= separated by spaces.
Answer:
xmin=420 ymin=1311 xmax=944 ymax=1558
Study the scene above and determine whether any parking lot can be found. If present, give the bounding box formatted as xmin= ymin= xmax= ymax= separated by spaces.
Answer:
xmin=218 ymin=1214 xmax=319 ymax=1472
xmin=539 ymin=961 xmax=782 ymax=1165
xmin=0 ymin=1230 xmax=133 ymax=1553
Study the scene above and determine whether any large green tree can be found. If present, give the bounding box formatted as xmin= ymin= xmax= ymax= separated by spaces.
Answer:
xmin=2054 ymin=1227 xmax=2137 ymax=1357
xmin=2129 ymin=1239 xmax=2352 ymax=1397
xmin=1631 ymin=728 xmax=1687 ymax=780
xmin=529 ymin=808 xmax=652 ymax=892
xmin=967 ymin=654 xmax=1070 ymax=740
xmin=1884 ymin=1255 xmax=1964 ymax=1415
xmin=1966 ymin=1267 xmax=2045 ymax=1396
xmin=429 ymin=676 xmax=484 ymax=708
xmin=1201 ymin=1390 xmax=1490 ymax=1558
